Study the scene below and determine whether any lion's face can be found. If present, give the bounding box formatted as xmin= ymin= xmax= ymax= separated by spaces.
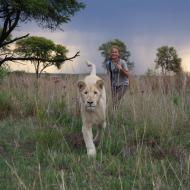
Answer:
xmin=78 ymin=80 xmax=104 ymax=111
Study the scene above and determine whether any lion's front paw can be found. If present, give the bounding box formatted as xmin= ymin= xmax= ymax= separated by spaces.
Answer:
xmin=87 ymin=148 xmax=96 ymax=157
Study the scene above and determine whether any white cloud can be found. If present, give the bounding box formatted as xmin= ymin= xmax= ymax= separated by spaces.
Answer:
xmin=178 ymin=47 xmax=190 ymax=72
xmin=12 ymin=29 xmax=106 ymax=74
xmin=11 ymin=27 xmax=190 ymax=74
xmin=129 ymin=35 xmax=190 ymax=74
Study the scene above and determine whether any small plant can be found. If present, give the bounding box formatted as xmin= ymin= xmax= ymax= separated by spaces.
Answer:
xmin=0 ymin=91 xmax=12 ymax=119
xmin=171 ymin=94 xmax=179 ymax=105
xmin=0 ymin=66 xmax=9 ymax=82
xmin=35 ymin=101 xmax=48 ymax=127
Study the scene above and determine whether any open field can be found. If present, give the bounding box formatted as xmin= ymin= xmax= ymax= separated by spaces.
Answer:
xmin=0 ymin=73 xmax=190 ymax=189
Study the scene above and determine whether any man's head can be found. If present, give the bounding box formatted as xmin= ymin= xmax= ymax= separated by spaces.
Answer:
xmin=111 ymin=46 xmax=120 ymax=61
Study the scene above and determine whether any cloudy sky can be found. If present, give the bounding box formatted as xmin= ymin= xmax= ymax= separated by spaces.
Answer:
xmin=12 ymin=0 xmax=190 ymax=74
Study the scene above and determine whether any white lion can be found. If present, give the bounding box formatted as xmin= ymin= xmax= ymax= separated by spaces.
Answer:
xmin=77 ymin=61 xmax=106 ymax=157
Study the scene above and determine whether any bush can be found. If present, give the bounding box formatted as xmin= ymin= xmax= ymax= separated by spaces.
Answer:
xmin=0 ymin=91 xmax=12 ymax=119
xmin=0 ymin=66 xmax=9 ymax=82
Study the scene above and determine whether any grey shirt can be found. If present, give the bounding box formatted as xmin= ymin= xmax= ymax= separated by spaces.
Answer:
xmin=106 ymin=59 xmax=129 ymax=86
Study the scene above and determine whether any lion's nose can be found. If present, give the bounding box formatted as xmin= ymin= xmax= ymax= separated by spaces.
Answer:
xmin=87 ymin=101 xmax=93 ymax=105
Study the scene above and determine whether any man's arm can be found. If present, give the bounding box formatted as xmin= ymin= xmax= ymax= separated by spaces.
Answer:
xmin=116 ymin=64 xmax=129 ymax=77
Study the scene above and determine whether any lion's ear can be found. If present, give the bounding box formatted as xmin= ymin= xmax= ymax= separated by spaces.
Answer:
xmin=96 ymin=79 xmax=104 ymax=90
xmin=77 ymin=81 xmax=86 ymax=91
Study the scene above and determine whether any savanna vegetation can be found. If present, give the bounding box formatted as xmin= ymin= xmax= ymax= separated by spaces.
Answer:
xmin=0 ymin=0 xmax=84 ymax=67
xmin=0 ymin=1 xmax=190 ymax=189
xmin=0 ymin=70 xmax=190 ymax=189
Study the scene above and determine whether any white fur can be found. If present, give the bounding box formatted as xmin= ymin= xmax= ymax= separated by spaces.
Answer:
xmin=77 ymin=61 xmax=106 ymax=157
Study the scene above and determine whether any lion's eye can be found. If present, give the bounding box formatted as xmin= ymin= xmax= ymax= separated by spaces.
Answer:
xmin=94 ymin=91 xmax=98 ymax=94
xmin=84 ymin=91 xmax=88 ymax=95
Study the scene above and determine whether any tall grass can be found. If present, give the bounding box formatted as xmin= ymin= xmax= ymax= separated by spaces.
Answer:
xmin=0 ymin=73 xmax=190 ymax=189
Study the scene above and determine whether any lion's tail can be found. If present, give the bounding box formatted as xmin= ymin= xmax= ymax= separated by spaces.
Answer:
xmin=86 ymin=60 xmax=96 ymax=75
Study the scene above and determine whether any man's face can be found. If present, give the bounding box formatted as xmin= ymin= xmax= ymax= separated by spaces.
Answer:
xmin=111 ymin=48 xmax=120 ymax=60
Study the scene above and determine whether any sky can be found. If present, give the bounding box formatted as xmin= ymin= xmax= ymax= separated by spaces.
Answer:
xmin=11 ymin=0 xmax=190 ymax=74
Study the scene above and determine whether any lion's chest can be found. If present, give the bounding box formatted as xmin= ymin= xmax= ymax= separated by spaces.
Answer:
xmin=82 ymin=107 xmax=105 ymax=126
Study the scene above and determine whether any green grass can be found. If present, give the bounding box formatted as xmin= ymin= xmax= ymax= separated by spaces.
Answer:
xmin=0 ymin=74 xmax=190 ymax=189
xmin=1 ymin=115 xmax=190 ymax=189
xmin=0 ymin=117 xmax=131 ymax=190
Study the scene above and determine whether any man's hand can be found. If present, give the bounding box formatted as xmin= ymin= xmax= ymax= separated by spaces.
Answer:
xmin=117 ymin=64 xmax=129 ymax=77
xmin=116 ymin=64 xmax=123 ymax=70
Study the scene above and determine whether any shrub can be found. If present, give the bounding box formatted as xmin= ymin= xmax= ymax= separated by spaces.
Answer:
xmin=0 ymin=66 xmax=9 ymax=82
xmin=0 ymin=91 xmax=12 ymax=119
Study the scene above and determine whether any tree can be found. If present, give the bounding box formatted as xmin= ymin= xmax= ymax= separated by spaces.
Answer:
xmin=0 ymin=0 xmax=85 ymax=66
xmin=155 ymin=46 xmax=182 ymax=75
xmin=14 ymin=36 xmax=69 ymax=78
xmin=98 ymin=39 xmax=134 ymax=70
xmin=145 ymin=68 xmax=157 ymax=76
